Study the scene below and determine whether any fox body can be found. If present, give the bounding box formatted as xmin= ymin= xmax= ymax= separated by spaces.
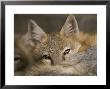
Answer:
xmin=14 ymin=15 xmax=97 ymax=76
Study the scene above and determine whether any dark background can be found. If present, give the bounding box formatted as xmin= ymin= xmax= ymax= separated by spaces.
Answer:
xmin=14 ymin=14 xmax=97 ymax=35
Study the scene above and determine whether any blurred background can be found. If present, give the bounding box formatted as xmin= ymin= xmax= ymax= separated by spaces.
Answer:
xmin=14 ymin=14 xmax=97 ymax=35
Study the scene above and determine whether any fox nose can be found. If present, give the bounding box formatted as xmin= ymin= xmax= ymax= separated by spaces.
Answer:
xmin=42 ymin=52 xmax=54 ymax=65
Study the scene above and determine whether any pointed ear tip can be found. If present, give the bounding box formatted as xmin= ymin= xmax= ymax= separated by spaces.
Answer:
xmin=68 ymin=14 xmax=75 ymax=18
xmin=68 ymin=14 xmax=74 ymax=16
xmin=28 ymin=19 xmax=37 ymax=25
xmin=29 ymin=19 xmax=34 ymax=22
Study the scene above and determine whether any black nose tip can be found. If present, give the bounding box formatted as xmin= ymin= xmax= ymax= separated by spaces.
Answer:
xmin=42 ymin=55 xmax=51 ymax=59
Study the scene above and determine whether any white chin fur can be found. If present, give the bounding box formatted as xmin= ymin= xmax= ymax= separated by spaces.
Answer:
xmin=42 ymin=59 xmax=51 ymax=65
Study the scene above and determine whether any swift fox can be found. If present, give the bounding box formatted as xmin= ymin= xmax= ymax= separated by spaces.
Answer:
xmin=14 ymin=15 xmax=97 ymax=76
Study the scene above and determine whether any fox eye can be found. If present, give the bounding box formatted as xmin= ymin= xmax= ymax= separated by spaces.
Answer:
xmin=14 ymin=57 xmax=22 ymax=61
xmin=42 ymin=55 xmax=51 ymax=59
xmin=64 ymin=49 xmax=70 ymax=55
xmin=14 ymin=56 xmax=24 ymax=71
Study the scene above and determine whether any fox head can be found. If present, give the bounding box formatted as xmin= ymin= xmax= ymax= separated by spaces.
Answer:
xmin=21 ymin=15 xmax=81 ymax=65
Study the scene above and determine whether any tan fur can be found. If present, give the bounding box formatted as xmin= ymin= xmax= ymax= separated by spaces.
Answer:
xmin=14 ymin=15 xmax=97 ymax=76
xmin=78 ymin=32 xmax=97 ymax=52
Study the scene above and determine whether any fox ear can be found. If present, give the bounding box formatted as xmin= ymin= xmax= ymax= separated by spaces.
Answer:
xmin=60 ymin=15 xmax=79 ymax=38
xmin=27 ymin=19 xmax=47 ymax=43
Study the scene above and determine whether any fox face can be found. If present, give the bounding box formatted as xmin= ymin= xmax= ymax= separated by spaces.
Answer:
xmin=14 ymin=15 xmax=97 ymax=76
xmin=22 ymin=15 xmax=81 ymax=65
